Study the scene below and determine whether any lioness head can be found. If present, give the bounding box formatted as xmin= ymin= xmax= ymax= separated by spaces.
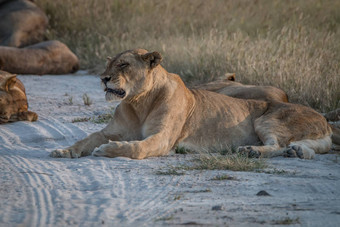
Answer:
xmin=0 ymin=71 xmax=27 ymax=122
xmin=100 ymin=49 xmax=162 ymax=102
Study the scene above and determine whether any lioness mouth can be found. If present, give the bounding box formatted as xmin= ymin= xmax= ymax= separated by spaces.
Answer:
xmin=106 ymin=88 xmax=126 ymax=98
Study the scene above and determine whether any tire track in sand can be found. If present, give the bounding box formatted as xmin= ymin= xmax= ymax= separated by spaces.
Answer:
xmin=0 ymin=117 xmax=88 ymax=227
xmin=0 ymin=155 xmax=29 ymax=225
xmin=104 ymin=161 xmax=184 ymax=224
xmin=3 ymin=154 xmax=55 ymax=227
xmin=1 ymin=115 xmax=183 ymax=225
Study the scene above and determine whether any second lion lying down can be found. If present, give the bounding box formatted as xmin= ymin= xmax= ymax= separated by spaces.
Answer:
xmin=51 ymin=49 xmax=332 ymax=159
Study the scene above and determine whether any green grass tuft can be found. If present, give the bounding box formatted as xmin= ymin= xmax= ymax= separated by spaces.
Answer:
xmin=82 ymin=93 xmax=92 ymax=106
xmin=90 ymin=113 xmax=113 ymax=124
xmin=156 ymin=169 xmax=185 ymax=176
xmin=272 ymin=217 xmax=300 ymax=225
xmin=210 ymin=174 xmax=237 ymax=181
xmin=188 ymin=153 xmax=267 ymax=172
xmin=72 ymin=111 xmax=114 ymax=124
xmin=71 ymin=117 xmax=90 ymax=123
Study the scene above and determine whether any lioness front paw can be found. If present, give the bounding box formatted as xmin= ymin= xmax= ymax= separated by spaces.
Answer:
xmin=27 ymin=111 xmax=38 ymax=122
xmin=50 ymin=149 xmax=81 ymax=158
xmin=238 ymin=146 xmax=261 ymax=158
xmin=92 ymin=141 xmax=139 ymax=158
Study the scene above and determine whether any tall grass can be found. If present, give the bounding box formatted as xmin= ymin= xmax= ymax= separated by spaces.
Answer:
xmin=35 ymin=0 xmax=340 ymax=111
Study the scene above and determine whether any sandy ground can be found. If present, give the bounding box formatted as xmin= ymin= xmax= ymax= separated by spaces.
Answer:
xmin=0 ymin=72 xmax=340 ymax=227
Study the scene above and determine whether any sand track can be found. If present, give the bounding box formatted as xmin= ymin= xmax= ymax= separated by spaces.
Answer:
xmin=1 ymin=73 xmax=339 ymax=226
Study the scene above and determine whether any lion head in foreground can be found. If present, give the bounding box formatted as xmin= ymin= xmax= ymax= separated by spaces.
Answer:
xmin=100 ymin=49 xmax=162 ymax=102
xmin=0 ymin=70 xmax=38 ymax=123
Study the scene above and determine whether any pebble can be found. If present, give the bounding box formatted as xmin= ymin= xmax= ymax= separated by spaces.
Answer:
xmin=212 ymin=205 xmax=224 ymax=211
xmin=256 ymin=190 xmax=271 ymax=196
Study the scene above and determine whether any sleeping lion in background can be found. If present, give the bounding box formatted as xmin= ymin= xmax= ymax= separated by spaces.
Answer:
xmin=193 ymin=73 xmax=289 ymax=103
xmin=51 ymin=49 xmax=332 ymax=159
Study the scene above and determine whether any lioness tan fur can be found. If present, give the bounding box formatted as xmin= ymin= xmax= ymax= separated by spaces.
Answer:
xmin=51 ymin=49 xmax=332 ymax=160
xmin=0 ymin=70 xmax=37 ymax=123
xmin=197 ymin=75 xmax=340 ymax=146
xmin=194 ymin=74 xmax=289 ymax=102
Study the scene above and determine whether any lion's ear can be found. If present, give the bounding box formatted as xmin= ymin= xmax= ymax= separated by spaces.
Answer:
xmin=0 ymin=74 xmax=17 ymax=92
xmin=226 ymin=73 xmax=236 ymax=81
xmin=141 ymin=51 xmax=162 ymax=69
xmin=106 ymin=56 xmax=112 ymax=66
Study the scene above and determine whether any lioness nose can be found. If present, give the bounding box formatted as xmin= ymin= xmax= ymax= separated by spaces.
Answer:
xmin=101 ymin=76 xmax=111 ymax=85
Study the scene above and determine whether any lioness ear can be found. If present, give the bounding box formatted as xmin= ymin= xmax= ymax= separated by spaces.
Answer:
xmin=141 ymin=51 xmax=162 ymax=69
xmin=226 ymin=73 xmax=236 ymax=81
xmin=0 ymin=75 xmax=17 ymax=92
xmin=106 ymin=57 xmax=112 ymax=66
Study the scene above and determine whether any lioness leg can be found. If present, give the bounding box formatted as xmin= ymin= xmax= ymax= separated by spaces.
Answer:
xmin=7 ymin=111 xmax=38 ymax=122
xmin=50 ymin=131 xmax=110 ymax=158
xmin=239 ymin=101 xmax=333 ymax=159
xmin=239 ymin=131 xmax=332 ymax=159
xmin=23 ymin=111 xmax=38 ymax=122
xmin=283 ymin=136 xmax=332 ymax=159
xmin=238 ymin=134 xmax=286 ymax=158
xmin=92 ymin=134 xmax=171 ymax=159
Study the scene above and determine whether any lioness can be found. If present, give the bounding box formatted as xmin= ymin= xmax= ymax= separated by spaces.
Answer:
xmin=196 ymin=75 xmax=340 ymax=146
xmin=0 ymin=70 xmax=38 ymax=123
xmin=193 ymin=74 xmax=289 ymax=102
xmin=51 ymin=49 xmax=332 ymax=159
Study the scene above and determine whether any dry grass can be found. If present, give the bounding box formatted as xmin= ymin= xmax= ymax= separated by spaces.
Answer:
xmin=187 ymin=152 xmax=267 ymax=172
xmin=155 ymin=169 xmax=185 ymax=176
xmin=71 ymin=112 xmax=114 ymax=124
xmin=173 ymin=146 xmax=267 ymax=172
xmin=82 ymin=93 xmax=92 ymax=106
xmin=210 ymin=174 xmax=237 ymax=181
xmin=71 ymin=117 xmax=90 ymax=123
xmin=35 ymin=0 xmax=339 ymax=111
xmin=159 ymin=146 xmax=267 ymax=172
xmin=271 ymin=217 xmax=300 ymax=225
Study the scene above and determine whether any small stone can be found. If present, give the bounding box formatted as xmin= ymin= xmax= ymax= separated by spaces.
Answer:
xmin=212 ymin=205 xmax=224 ymax=211
xmin=256 ymin=190 xmax=271 ymax=196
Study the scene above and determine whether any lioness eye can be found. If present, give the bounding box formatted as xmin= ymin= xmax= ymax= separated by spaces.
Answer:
xmin=118 ymin=62 xmax=129 ymax=69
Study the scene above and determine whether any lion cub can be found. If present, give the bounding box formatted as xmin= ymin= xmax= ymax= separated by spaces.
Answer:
xmin=0 ymin=70 xmax=38 ymax=123
xmin=51 ymin=49 xmax=331 ymax=160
